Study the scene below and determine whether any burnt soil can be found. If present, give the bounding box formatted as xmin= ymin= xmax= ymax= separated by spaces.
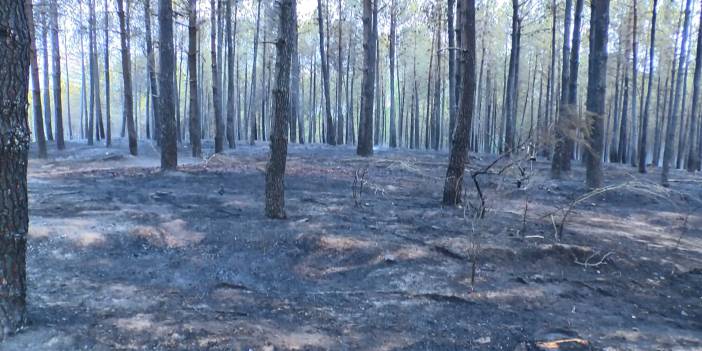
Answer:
xmin=2 ymin=140 xmax=701 ymax=350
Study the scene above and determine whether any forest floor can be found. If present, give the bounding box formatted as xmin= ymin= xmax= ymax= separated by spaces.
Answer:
xmin=2 ymin=140 xmax=701 ymax=351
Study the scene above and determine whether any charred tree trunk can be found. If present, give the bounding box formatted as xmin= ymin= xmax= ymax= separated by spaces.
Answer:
xmin=247 ymin=0 xmax=262 ymax=145
xmin=551 ymin=0 xmax=573 ymax=178
xmin=686 ymin=0 xmax=702 ymax=171
xmin=211 ymin=0 xmax=224 ymax=152
xmin=447 ymin=0 xmax=456 ymax=144
xmin=144 ymin=0 xmax=159 ymax=143
xmin=0 ymin=0 xmax=30 ymax=337
xmin=103 ymin=0 xmax=111 ymax=147
xmin=584 ymin=0 xmax=610 ymax=188
xmin=50 ymin=0 xmax=64 ymax=149
xmin=316 ymin=0 xmax=336 ymax=145
xmin=663 ymin=0 xmax=693 ymax=186
xmin=225 ymin=0 xmax=237 ymax=148
xmin=41 ymin=11 xmax=53 ymax=141
xmin=27 ymin=0 xmax=47 ymax=157
xmin=639 ymin=0 xmax=658 ymax=173
xmin=188 ymin=0 xmax=201 ymax=157
xmin=356 ymin=0 xmax=376 ymax=156
xmin=265 ymin=0 xmax=294 ymax=219
xmin=159 ymin=0 xmax=178 ymax=169
xmin=443 ymin=0 xmax=475 ymax=206
xmin=117 ymin=0 xmax=137 ymax=156
xmin=290 ymin=0 xmax=301 ymax=144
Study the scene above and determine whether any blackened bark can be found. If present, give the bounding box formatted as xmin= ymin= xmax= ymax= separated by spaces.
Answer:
xmin=211 ymin=0 xmax=224 ymax=152
xmin=356 ymin=0 xmax=376 ymax=156
xmin=247 ymin=0 xmax=262 ymax=145
xmin=159 ymin=0 xmax=178 ymax=169
xmin=265 ymin=0 xmax=294 ymax=219
xmin=27 ymin=0 xmax=47 ymax=158
xmin=144 ymin=0 xmax=160 ymax=143
xmin=188 ymin=0 xmax=201 ymax=157
xmin=663 ymin=0 xmax=693 ymax=186
xmin=41 ymin=12 xmax=53 ymax=141
xmin=443 ymin=0 xmax=475 ymax=206
xmin=686 ymin=0 xmax=702 ymax=171
xmin=316 ymin=0 xmax=336 ymax=145
xmin=0 ymin=0 xmax=30 ymax=337
xmin=639 ymin=0 xmax=658 ymax=173
xmin=290 ymin=0 xmax=301 ymax=143
xmin=103 ymin=0 xmax=111 ymax=147
xmin=447 ymin=0 xmax=456 ymax=144
xmin=226 ymin=0 xmax=237 ymax=148
xmin=50 ymin=0 xmax=64 ymax=149
xmin=117 ymin=0 xmax=137 ymax=156
xmin=585 ymin=0 xmax=610 ymax=189
xmin=551 ymin=0 xmax=573 ymax=178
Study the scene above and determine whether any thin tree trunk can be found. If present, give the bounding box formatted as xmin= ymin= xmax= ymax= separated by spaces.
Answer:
xmin=144 ymin=0 xmax=159 ymax=143
xmin=290 ymin=0 xmax=301 ymax=143
xmin=103 ymin=0 xmax=111 ymax=147
xmin=211 ymin=0 xmax=224 ymax=152
xmin=317 ymin=0 xmax=336 ymax=145
xmin=639 ymin=0 xmax=658 ymax=172
xmin=188 ymin=0 xmax=201 ymax=157
xmin=663 ymin=0 xmax=693 ymax=186
xmin=117 ymin=0 xmax=137 ymax=156
xmin=687 ymin=0 xmax=702 ymax=171
xmin=247 ymin=0 xmax=262 ymax=145
xmin=42 ymin=11 xmax=53 ymax=141
xmin=551 ymin=0 xmax=573 ymax=178
xmin=28 ymin=0 xmax=47 ymax=157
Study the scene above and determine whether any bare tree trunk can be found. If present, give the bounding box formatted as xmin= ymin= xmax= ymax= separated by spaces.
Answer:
xmin=584 ymin=0 xmax=610 ymax=188
xmin=159 ymin=0 xmax=178 ymax=169
xmin=443 ymin=0 xmax=475 ymax=206
xmin=188 ymin=0 xmax=201 ymax=157
xmin=265 ymin=0 xmax=294 ymax=219
xmin=144 ymin=0 xmax=159 ymax=143
xmin=42 ymin=11 xmax=53 ymax=141
xmin=247 ymin=0 xmax=262 ymax=145
xmin=663 ymin=0 xmax=693 ymax=186
xmin=27 ymin=0 xmax=47 ymax=157
xmin=102 ymin=0 xmax=111 ymax=147
xmin=317 ymin=0 xmax=336 ymax=145
xmin=63 ymin=23 xmax=73 ymax=140
xmin=447 ymin=0 xmax=456 ymax=144
xmin=629 ymin=0 xmax=638 ymax=166
xmin=117 ymin=0 xmax=137 ymax=155
xmin=356 ymin=0 xmax=376 ymax=155
xmin=225 ymin=0 xmax=236 ymax=149
xmin=503 ymin=0 xmax=520 ymax=154
xmin=639 ymin=0 xmax=658 ymax=173
xmin=49 ymin=0 xmax=65 ymax=149
xmin=211 ymin=0 xmax=224 ymax=152
xmin=551 ymin=0 xmax=573 ymax=178
xmin=687 ymin=0 xmax=702 ymax=171
xmin=0 ymin=0 xmax=30 ymax=338
xmin=290 ymin=0 xmax=301 ymax=143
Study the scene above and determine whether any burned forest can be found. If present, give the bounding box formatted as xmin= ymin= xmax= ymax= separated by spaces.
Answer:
xmin=0 ymin=0 xmax=702 ymax=349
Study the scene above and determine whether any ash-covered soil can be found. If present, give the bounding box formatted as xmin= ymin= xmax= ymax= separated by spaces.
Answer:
xmin=3 ymin=140 xmax=701 ymax=351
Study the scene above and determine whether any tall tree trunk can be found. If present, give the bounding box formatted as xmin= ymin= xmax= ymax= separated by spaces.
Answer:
xmin=225 ymin=0 xmax=237 ymax=148
xmin=42 ymin=12 xmax=53 ymax=141
xmin=211 ymin=0 xmax=224 ymax=152
xmin=89 ymin=0 xmax=103 ymax=144
xmin=629 ymin=0 xmax=638 ymax=166
xmin=356 ymin=0 xmax=376 ymax=156
xmin=27 ymin=0 xmax=47 ymax=157
xmin=663 ymin=0 xmax=693 ymax=186
xmin=188 ymin=0 xmax=201 ymax=157
xmin=0 ymin=0 xmax=30 ymax=338
xmin=144 ymin=0 xmax=160 ymax=143
xmin=290 ymin=0 xmax=301 ymax=144
xmin=63 ymin=24 xmax=72 ymax=140
xmin=443 ymin=0 xmax=475 ymax=206
xmin=447 ymin=0 xmax=456 ymax=144
xmin=103 ymin=0 xmax=111 ymax=147
xmin=543 ymin=0 xmax=556 ymax=157
xmin=159 ymin=0 xmax=178 ymax=169
xmin=317 ymin=0 xmax=336 ymax=145
xmin=584 ymin=0 xmax=610 ymax=188
xmin=563 ymin=0 xmax=584 ymax=168
xmin=117 ymin=0 xmax=137 ymax=156
xmin=387 ymin=0 xmax=397 ymax=148
xmin=639 ymin=0 xmax=658 ymax=173
xmin=265 ymin=0 xmax=294 ymax=219
xmin=551 ymin=0 xmax=573 ymax=178
xmin=503 ymin=0 xmax=520 ymax=153
xmin=247 ymin=0 xmax=262 ymax=145
xmin=50 ymin=0 xmax=64 ymax=149
xmin=687 ymin=0 xmax=702 ymax=171
xmin=335 ymin=0 xmax=344 ymax=144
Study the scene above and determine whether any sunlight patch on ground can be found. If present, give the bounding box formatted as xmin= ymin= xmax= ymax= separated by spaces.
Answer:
xmin=131 ymin=219 xmax=205 ymax=248
xmin=30 ymin=218 xmax=106 ymax=247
